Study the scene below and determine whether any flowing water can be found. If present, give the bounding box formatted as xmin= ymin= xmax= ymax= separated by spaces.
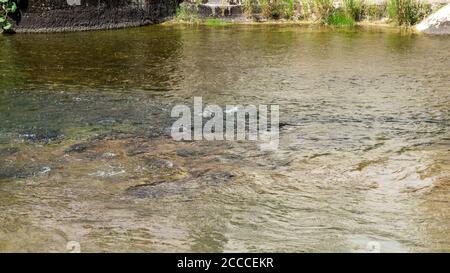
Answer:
xmin=0 ymin=25 xmax=449 ymax=252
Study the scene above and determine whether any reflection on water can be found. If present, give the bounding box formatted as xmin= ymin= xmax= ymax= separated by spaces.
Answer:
xmin=0 ymin=25 xmax=449 ymax=252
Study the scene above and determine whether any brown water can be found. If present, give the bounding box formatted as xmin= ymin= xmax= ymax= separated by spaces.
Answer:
xmin=0 ymin=25 xmax=449 ymax=252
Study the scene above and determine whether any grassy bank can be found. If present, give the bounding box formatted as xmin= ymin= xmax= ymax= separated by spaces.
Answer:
xmin=171 ymin=0 xmax=443 ymax=28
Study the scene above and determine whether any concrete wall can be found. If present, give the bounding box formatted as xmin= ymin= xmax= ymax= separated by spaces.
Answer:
xmin=13 ymin=0 xmax=180 ymax=32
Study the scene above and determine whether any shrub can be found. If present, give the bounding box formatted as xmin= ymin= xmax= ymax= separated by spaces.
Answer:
xmin=387 ymin=0 xmax=432 ymax=25
xmin=259 ymin=0 xmax=285 ymax=19
xmin=241 ymin=0 xmax=308 ymax=20
xmin=302 ymin=0 xmax=335 ymax=22
xmin=327 ymin=11 xmax=355 ymax=26
xmin=176 ymin=2 xmax=199 ymax=22
xmin=242 ymin=0 xmax=260 ymax=17
xmin=300 ymin=0 xmax=312 ymax=18
xmin=365 ymin=3 xmax=387 ymax=21
xmin=0 ymin=0 xmax=17 ymax=32
xmin=343 ymin=0 xmax=364 ymax=21
xmin=283 ymin=0 xmax=296 ymax=19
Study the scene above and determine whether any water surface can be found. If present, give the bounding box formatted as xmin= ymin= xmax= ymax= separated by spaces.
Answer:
xmin=0 ymin=25 xmax=449 ymax=252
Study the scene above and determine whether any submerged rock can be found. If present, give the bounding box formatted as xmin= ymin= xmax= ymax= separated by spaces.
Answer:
xmin=0 ymin=147 xmax=19 ymax=156
xmin=176 ymin=148 xmax=209 ymax=158
xmin=0 ymin=167 xmax=24 ymax=180
xmin=196 ymin=171 xmax=236 ymax=185
xmin=126 ymin=182 xmax=189 ymax=198
xmin=125 ymin=169 xmax=236 ymax=198
xmin=144 ymin=157 xmax=174 ymax=169
xmin=0 ymin=165 xmax=35 ymax=180
xmin=416 ymin=4 xmax=450 ymax=35
xmin=64 ymin=143 xmax=90 ymax=153
xmin=20 ymin=128 xmax=63 ymax=143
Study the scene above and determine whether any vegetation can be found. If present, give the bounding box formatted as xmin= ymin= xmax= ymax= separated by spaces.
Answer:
xmin=364 ymin=3 xmax=387 ymax=21
xmin=284 ymin=0 xmax=296 ymax=19
xmin=343 ymin=0 xmax=364 ymax=21
xmin=243 ymin=0 xmax=297 ymax=19
xmin=174 ymin=3 xmax=231 ymax=26
xmin=243 ymin=0 xmax=260 ymax=18
xmin=204 ymin=18 xmax=231 ymax=26
xmin=387 ymin=0 xmax=431 ymax=25
xmin=242 ymin=0 xmax=362 ymax=26
xmin=259 ymin=0 xmax=280 ymax=19
xmin=177 ymin=0 xmax=435 ymax=28
xmin=0 ymin=0 xmax=17 ymax=33
xmin=302 ymin=0 xmax=335 ymax=23
xmin=175 ymin=2 xmax=199 ymax=22
xmin=327 ymin=11 xmax=355 ymax=26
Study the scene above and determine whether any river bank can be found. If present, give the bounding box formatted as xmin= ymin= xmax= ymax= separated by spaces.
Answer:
xmin=163 ymin=17 xmax=428 ymax=37
xmin=169 ymin=0 xmax=450 ymax=34
xmin=164 ymin=17 xmax=397 ymax=30
xmin=1 ymin=0 xmax=448 ymax=33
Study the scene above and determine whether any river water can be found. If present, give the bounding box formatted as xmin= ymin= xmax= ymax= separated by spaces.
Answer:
xmin=0 ymin=25 xmax=449 ymax=252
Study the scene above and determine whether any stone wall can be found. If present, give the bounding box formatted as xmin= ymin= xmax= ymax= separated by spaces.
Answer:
xmin=13 ymin=0 xmax=181 ymax=32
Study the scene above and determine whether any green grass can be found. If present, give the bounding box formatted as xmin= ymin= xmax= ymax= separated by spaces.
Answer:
xmin=284 ymin=0 xmax=296 ymax=19
xmin=256 ymin=0 xmax=298 ymax=19
xmin=365 ymin=3 xmax=387 ymax=21
xmin=242 ymin=0 xmax=260 ymax=18
xmin=343 ymin=0 xmax=364 ymax=21
xmin=327 ymin=12 xmax=355 ymax=26
xmin=260 ymin=0 xmax=279 ymax=19
xmin=303 ymin=0 xmax=335 ymax=23
xmin=387 ymin=0 xmax=432 ymax=25
xmin=175 ymin=2 xmax=198 ymax=22
xmin=176 ymin=0 xmax=433 ymax=27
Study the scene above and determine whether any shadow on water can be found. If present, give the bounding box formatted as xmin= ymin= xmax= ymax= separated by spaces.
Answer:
xmin=1 ymin=26 xmax=185 ymax=92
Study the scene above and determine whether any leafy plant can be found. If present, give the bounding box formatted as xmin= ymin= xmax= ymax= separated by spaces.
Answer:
xmin=387 ymin=0 xmax=431 ymax=25
xmin=284 ymin=0 xmax=297 ymax=19
xmin=260 ymin=0 xmax=283 ymax=19
xmin=244 ymin=0 xmax=298 ymax=19
xmin=364 ymin=3 xmax=387 ymax=21
xmin=302 ymin=0 xmax=335 ymax=23
xmin=0 ymin=0 xmax=17 ymax=32
xmin=242 ymin=0 xmax=260 ymax=18
xmin=176 ymin=2 xmax=199 ymax=22
xmin=343 ymin=0 xmax=364 ymax=21
xmin=327 ymin=11 xmax=355 ymax=26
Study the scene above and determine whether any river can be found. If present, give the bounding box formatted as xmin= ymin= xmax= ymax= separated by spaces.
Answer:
xmin=0 ymin=25 xmax=449 ymax=252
